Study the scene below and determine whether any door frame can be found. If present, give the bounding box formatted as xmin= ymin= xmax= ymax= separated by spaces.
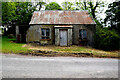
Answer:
xmin=59 ymin=29 xmax=68 ymax=46
xmin=54 ymin=25 xmax=73 ymax=46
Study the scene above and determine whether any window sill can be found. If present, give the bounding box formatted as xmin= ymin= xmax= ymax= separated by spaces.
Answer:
xmin=40 ymin=39 xmax=51 ymax=41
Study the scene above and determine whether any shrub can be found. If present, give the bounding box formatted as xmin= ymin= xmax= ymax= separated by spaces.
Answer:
xmin=94 ymin=27 xmax=120 ymax=51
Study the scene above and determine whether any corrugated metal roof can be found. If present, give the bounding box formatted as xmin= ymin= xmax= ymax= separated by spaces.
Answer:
xmin=29 ymin=10 xmax=96 ymax=25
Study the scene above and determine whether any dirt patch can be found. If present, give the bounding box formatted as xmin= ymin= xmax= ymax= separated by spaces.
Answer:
xmin=19 ymin=50 xmax=93 ymax=57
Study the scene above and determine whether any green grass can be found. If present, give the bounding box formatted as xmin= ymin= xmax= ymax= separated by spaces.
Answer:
xmin=1 ymin=36 xmax=31 ymax=54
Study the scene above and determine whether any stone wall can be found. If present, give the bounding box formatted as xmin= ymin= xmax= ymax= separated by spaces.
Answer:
xmin=26 ymin=25 xmax=54 ymax=45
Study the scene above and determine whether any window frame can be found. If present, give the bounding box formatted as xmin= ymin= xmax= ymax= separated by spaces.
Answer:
xmin=79 ymin=29 xmax=87 ymax=40
xmin=41 ymin=28 xmax=51 ymax=40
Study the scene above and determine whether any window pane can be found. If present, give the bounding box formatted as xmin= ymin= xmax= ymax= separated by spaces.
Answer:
xmin=42 ymin=29 xmax=46 ymax=36
xmin=46 ymin=29 xmax=50 ymax=36
xmin=79 ymin=29 xmax=87 ymax=39
xmin=41 ymin=28 xmax=50 ymax=39
xmin=83 ymin=30 xmax=87 ymax=39
xmin=79 ymin=30 xmax=82 ymax=39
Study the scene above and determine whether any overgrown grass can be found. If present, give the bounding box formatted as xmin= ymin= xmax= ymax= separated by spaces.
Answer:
xmin=26 ymin=44 xmax=119 ymax=58
xmin=1 ymin=36 xmax=31 ymax=54
xmin=55 ymin=46 xmax=91 ymax=53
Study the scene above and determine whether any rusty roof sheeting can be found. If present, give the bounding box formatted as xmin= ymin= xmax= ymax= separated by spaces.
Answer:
xmin=29 ymin=10 xmax=96 ymax=25
xmin=54 ymin=26 xmax=73 ymax=28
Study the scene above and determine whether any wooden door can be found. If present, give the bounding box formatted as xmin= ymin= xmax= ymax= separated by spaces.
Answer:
xmin=60 ymin=30 xmax=67 ymax=46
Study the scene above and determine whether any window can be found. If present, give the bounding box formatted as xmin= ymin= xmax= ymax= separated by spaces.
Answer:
xmin=79 ymin=29 xmax=87 ymax=40
xmin=41 ymin=28 xmax=50 ymax=39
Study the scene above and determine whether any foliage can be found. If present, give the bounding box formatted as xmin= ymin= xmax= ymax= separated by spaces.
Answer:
xmin=2 ymin=2 xmax=37 ymax=25
xmin=35 ymin=2 xmax=46 ymax=11
xmin=1 ymin=36 xmax=31 ymax=54
xmin=62 ymin=2 xmax=75 ymax=10
xmin=92 ymin=1 xmax=120 ymax=51
xmin=94 ymin=26 xmax=120 ymax=51
xmin=0 ymin=28 xmax=3 ymax=34
xmin=2 ymin=2 xmax=38 ymax=35
xmin=2 ymin=2 xmax=16 ymax=24
xmin=91 ymin=1 xmax=120 ymax=51
xmin=45 ymin=2 xmax=62 ymax=10
xmin=75 ymin=1 xmax=88 ymax=10
xmin=75 ymin=1 xmax=105 ymax=19
xmin=104 ymin=1 xmax=120 ymax=34
xmin=15 ymin=2 xmax=37 ymax=25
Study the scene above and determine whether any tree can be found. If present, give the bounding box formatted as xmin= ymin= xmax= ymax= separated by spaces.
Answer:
xmin=45 ymin=2 xmax=62 ymax=10
xmin=75 ymin=1 xmax=88 ymax=10
xmin=94 ymin=18 xmax=120 ymax=51
xmin=2 ymin=2 xmax=38 ymax=35
xmin=104 ymin=1 xmax=120 ymax=34
xmin=62 ymin=2 xmax=75 ymax=10
xmin=94 ymin=26 xmax=120 ymax=51
xmin=75 ymin=0 xmax=105 ymax=19
xmin=2 ymin=2 xmax=17 ymax=35
xmin=15 ymin=2 xmax=37 ymax=25
xmin=2 ymin=2 xmax=37 ymax=25
xmin=33 ymin=2 xmax=46 ymax=11
xmin=2 ymin=2 xmax=16 ymax=25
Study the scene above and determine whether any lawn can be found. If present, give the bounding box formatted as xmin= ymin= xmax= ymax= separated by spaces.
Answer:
xmin=1 ymin=36 xmax=31 ymax=54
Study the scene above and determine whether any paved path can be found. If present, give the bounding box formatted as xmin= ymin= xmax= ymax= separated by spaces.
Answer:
xmin=1 ymin=54 xmax=119 ymax=78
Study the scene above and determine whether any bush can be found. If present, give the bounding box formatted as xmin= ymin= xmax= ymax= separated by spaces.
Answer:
xmin=45 ymin=2 xmax=63 ymax=10
xmin=94 ymin=27 xmax=120 ymax=51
